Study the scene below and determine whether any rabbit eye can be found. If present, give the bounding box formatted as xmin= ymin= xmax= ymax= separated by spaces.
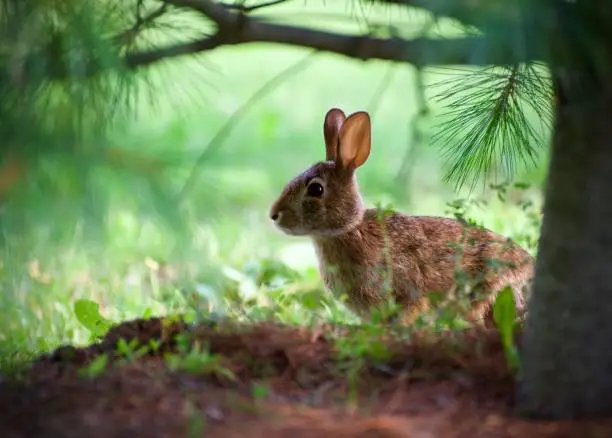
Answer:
xmin=306 ymin=181 xmax=324 ymax=197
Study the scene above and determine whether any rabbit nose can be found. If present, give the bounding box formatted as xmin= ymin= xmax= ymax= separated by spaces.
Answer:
xmin=270 ymin=211 xmax=281 ymax=222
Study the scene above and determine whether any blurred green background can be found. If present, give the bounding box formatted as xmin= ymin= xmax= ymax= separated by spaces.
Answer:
xmin=0 ymin=1 xmax=548 ymax=370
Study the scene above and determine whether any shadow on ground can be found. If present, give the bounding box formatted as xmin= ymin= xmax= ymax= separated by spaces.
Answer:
xmin=0 ymin=317 xmax=610 ymax=437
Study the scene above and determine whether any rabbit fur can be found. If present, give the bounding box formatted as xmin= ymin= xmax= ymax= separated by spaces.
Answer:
xmin=269 ymin=108 xmax=534 ymax=325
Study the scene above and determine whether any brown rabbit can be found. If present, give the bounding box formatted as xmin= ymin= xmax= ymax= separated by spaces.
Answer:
xmin=269 ymin=108 xmax=534 ymax=326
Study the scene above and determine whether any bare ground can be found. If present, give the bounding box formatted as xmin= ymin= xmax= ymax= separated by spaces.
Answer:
xmin=0 ymin=317 xmax=610 ymax=438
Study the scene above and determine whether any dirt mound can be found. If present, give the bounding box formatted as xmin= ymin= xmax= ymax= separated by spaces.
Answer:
xmin=0 ymin=317 xmax=610 ymax=437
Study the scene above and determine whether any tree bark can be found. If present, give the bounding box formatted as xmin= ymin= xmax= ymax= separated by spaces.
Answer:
xmin=517 ymin=62 xmax=612 ymax=418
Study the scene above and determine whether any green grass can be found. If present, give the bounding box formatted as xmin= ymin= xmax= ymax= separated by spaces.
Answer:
xmin=0 ymin=3 xmax=548 ymax=373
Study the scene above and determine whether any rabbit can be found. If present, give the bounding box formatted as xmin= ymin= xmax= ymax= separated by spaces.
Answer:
xmin=269 ymin=108 xmax=534 ymax=326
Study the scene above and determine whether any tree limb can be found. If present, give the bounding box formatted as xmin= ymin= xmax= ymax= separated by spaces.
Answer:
xmin=126 ymin=29 xmax=508 ymax=70
xmin=26 ymin=0 xmax=535 ymax=80
xmin=124 ymin=0 xmax=528 ymax=69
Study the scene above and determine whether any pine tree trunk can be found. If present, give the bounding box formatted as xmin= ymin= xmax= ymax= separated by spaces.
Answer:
xmin=517 ymin=62 xmax=612 ymax=417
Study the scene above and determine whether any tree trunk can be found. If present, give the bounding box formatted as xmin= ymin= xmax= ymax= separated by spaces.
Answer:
xmin=517 ymin=58 xmax=612 ymax=417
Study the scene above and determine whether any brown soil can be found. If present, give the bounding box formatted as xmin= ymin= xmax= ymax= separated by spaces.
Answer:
xmin=0 ymin=317 xmax=610 ymax=438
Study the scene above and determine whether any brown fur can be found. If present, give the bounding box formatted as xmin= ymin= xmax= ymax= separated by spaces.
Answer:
xmin=269 ymin=109 xmax=534 ymax=326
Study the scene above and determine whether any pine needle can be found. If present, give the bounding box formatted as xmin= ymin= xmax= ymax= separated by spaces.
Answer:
xmin=430 ymin=63 xmax=553 ymax=191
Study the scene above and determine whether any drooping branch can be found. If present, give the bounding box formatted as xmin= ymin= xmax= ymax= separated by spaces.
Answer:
xmin=21 ymin=0 xmax=539 ymax=81
xmin=125 ymin=0 xmax=533 ymax=70
xmin=125 ymin=28 xmax=504 ymax=70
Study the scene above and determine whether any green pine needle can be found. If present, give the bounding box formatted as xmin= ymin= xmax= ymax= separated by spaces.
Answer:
xmin=0 ymin=0 xmax=198 ymax=245
xmin=430 ymin=63 xmax=553 ymax=191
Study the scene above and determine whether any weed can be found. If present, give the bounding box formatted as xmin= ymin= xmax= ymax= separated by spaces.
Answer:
xmin=251 ymin=382 xmax=271 ymax=404
xmin=164 ymin=336 xmax=236 ymax=381
xmin=78 ymin=354 xmax=109 ymax=379
xmin=493 ymin=286 xmax=521 ymax=372
xmin=115 ymin=338 xmax=150 ymax=363
xmin=333 ymin=322 xmax=395 ymax=407
xmin=73 ymin=299 xmax=114 ymax=342
xmin=184 ymin=400 xmax=207 ymax=438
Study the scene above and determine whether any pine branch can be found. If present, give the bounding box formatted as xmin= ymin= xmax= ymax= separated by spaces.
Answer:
xmin=113 ymin=2 xmax=170 ymax=45
xmin=125 ymin=28 xmax=497 ymax=70
xmin=430 ymin=63 xmax=553 ymax=191
xmin=14 ymin=0 xmax=542 ymax=82
xmin=136 ymin=0 xmax=539 ymax=66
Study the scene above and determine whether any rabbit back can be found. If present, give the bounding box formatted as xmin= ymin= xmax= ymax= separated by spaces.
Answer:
xmin=313 ymin=209 xmax=534 ymax=324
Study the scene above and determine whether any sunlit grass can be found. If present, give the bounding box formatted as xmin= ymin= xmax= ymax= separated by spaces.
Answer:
xmin=0 ymin=178 xmax=542 ymax=374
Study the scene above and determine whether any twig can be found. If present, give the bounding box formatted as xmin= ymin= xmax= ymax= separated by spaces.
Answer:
xmin=113 ymin=3 xmax=169 ymax=45
xmin=225 ymin=0 xmax=293 ymax=13
xmin=170 ymin=0 xmax=235 ymax=28
xmin=178 ymin=50 xmax=318 ymax=200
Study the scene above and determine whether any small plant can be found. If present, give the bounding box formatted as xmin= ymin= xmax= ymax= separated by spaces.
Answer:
xmin=445 ymin=197 xmax=486 ymax=228
xmin=115 ymin=338 xmax=150 ymax=363
xmin=335 ymin=324 xmax=393 ymax=364
xmin=250 ymin=258 xmax=301 ymax=288
xmin=250 ymin=382 xmax=270 ymax=404
xmin=77 ymin=353 xmax=109 ymax=379
xmin=366 ymin=298 xmax=404 ymax=325
xmin=493 ymin=286 xmax=520 ymax=372
xmin=165 ymin=337 xmax=236 ymax=381
xmin=148 ymin=338 xmax=162 ymax=354
xmin=74 ymin=299 xmax=114 ymax=342
xmin=333 ymin=323 xmax=394 ymax=408
xmin=184 ymin=399 xmax=207 ymax=438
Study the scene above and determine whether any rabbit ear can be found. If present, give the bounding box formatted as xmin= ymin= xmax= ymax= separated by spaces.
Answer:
xmin=323 ymin=108 xmax=346 ymax=161
xmin=338 ymin=111 xmax=371 ymax=171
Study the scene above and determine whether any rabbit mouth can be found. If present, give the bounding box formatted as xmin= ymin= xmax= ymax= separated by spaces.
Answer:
xmin=276 ymin=225 xmax=309 ymax=236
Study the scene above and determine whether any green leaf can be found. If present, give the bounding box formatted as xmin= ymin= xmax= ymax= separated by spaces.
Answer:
xmin=73 ymin=298 xmax=113 ymax=340
xmin=493 ymin=286 xmax=520 ymax=372
xmin=251 ymin=382 xmax=270 ymax=401
xmin=297 ymin=289 xmax=324 ymax=311
xmin=78 ymin=354 xmax=109 ymax=379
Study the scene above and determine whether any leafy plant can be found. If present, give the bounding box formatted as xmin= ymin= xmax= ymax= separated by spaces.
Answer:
xmin=78 ymin=354 xmax=109 ymax=379
xmin=184 ymin=399 xmax=207 ymax=438
xmin=73 ymin=299 xmax=114 ymax=342
xmin=165 ymin=337 xmax=236 ymax=381
xmin=493 ymin=286 xmax=521 ymax=372
xmin=333 ymin=323 xmax=394 ymax=406
xmin=251 ymin=382 xmax=271 ymax=404
xmin=115 ymin=338 xmax=150 ymax=363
